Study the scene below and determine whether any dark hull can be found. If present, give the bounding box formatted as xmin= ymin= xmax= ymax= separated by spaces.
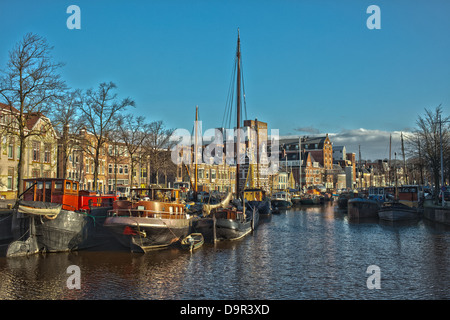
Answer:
xmin=8 ymin=205 xmax=111 ymax=257
xmin=192 ymin=217 xmax=214 ymax=242
xmin=215 ymin=218 xmax=253 ymax=241
xmin=378 ymin=203 xmax=420 ymax=221
xmin=0 ymin=209 xmax=13 ymax=242
xmin=271 ymin=200 xmax=292 ymax=212
xmin=246 ymin=200 xmax=271 ymax=216
xmin=337 ymin=198 xmax=349 ymax=210
xmin=300 ymin=198 xmax=319 ymax=205
xmin=348 ymin=198 xmax=380 ymax=219
xmin=213 ymin=210 xmax=259 ymax=241
xmin=104 ymin=216 xmax=192 ymax=252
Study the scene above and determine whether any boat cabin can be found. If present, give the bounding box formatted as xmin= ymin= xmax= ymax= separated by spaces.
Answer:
xmin=131 ymin=187 xmax=182 ymax=203
xmin=22 ymin=178 xmax=116 ymax=211
xmin=398 ymin=185 xmax=425 ymax=207
xmin=243 ymin=188 xmax=265 ymax=202
xmin=271 ymin=191 xmax=291 ymax=201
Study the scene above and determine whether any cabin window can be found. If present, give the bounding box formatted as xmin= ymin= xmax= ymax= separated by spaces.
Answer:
xmin=45 ymin=182 xmax=51 ymax=189
xmin=37 ymin=182 xmax=43 ymax=190
xmin=73 ymin=183 xmax=78 ymax=191
xmin=66 ymin=182 xmax=71 ymax=190
xmin=55 ymin=181 xmax=62 ymax=190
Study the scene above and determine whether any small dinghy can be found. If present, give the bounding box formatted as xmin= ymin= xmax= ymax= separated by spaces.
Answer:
xmin=180 ymin=233 xmax=204 ymax=252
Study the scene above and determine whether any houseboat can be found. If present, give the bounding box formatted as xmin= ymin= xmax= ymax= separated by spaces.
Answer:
xmin=270 ymin=191 xmax=292 ymax=212
xmin=348 ymin=187 xmax=387 ymax=219
xmin=104 ymin=187 xmax=195 ymax=252
xmin=7 ymin=178 xmax=116 ymax=257
xmin=378 ymin=185 xmax=425 ymax=221
xmin=244 ymin=188 xmax=271 ymax=217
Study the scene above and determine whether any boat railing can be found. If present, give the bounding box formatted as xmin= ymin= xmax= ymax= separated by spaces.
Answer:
xmin=108 ymin=208 xmax=188 ymax=219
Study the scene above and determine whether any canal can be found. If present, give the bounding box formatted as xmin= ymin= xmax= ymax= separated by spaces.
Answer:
xmin=0 ymin=203 xmax=449 ymax=300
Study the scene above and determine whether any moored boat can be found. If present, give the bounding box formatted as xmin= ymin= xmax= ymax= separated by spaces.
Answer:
xmin=377 ymin=185 xmax=425 ymax=221
xmin=348 ymin=187 xmax=387 ymax=219
xmin=270 ymin=192 xmax=292 ymax=212
xmin=299 ymin=194 xmax=320 ymax=205
xmin=7 ymin=178 xmax=116 ymax=257
xmin=104 ymin=187 xmax=194 ymax=253
xmin=244 ymin=188 xmax=271 ymax=217
xmin=348 ymin=197 xmax=380 ymax=219
xmin=337 ymin=191 xmax=357 ymax=210
xmin=180 ymin=233 xmax=204 ymax=252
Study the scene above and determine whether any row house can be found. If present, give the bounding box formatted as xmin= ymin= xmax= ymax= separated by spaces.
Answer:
xmin=61 ymin=128 xmax=139 ymax=195
xmin=277 ymin=134 xmax=333 ymax=190
xmin=0 ymin=103 xmax=58 ymax=199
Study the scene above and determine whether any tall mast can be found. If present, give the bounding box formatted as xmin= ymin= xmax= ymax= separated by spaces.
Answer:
xmin=388 ymin=134 xmax=392 ymax=186
xmin=401 ymin=132 xmax=407 ymax=185
xmin=236 ymin=29 xmax=241 ymax=199
xmin=299 ymin=136 xmax=302 ymax=192
xmin=359 ymin=145 xmax=362 ymax=189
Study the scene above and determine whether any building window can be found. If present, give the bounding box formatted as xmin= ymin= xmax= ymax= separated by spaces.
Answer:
xmin=7 ymin=167 xmax=14 ymax=190
xmin=124 ymin=165 xmax=128 ymax=174
xmin=44 ymin=144 xmax=51 ymax=163
xmin=32 ymin=169 xmax=40 ymax=178
xmin=119 ymin=165 xmax=123 ymax=174
xmin=7 ymin=139 xmax=14 ymax=159
xmin=32 ymin=141 xmax=40 ymax=162
xmin=108 ymin=164 xmax=113 ymax=174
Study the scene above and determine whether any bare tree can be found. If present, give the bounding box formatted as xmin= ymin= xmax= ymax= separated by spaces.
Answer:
xmin=144 ymin=120 xmax=174 ymax=185
xmin=407 ymin=105 xmax=449 ymax=201
xmin=49 ymin=89 xmax=82 ymax=179
xmin=116 ymin=114 xmax=151 ymax=188
xmin=78 ymin=82 xmax=134 ymax=191
xmin=0 ymin=33 xmax=66 ymax=194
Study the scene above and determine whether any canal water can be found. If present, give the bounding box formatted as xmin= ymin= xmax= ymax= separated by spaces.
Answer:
xmin=0 ymin=203 xmax=449 ymax=300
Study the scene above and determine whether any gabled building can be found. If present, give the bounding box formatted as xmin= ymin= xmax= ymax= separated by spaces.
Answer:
xmin=0 ymin=103 xmax=58 ymax=199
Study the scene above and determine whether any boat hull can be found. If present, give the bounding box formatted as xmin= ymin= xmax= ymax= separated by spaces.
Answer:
xmin=7 ymin=204 xmax=111 ymax=257
xmin=348 ymin=198 xmax=380 ymax=219
xmin=271 ymin=200 xmax=292 ymax=212
xmin=378 ymin=203 xmax=420 ymax=221
xmin=247 ymin=200 xmax=271 ymax=216
xmin=103 ymin=216 xmax=192 ymax=252
xmin=300 ymin=198 xmax=319 ymax=205
xmin=0 ymin=209 xmax=13 ymax=242
xmin=214 ymin=218 xmax=253 ymax=241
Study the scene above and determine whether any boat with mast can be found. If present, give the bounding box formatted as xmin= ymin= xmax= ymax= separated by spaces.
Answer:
xmin=202 ymin=29 xmax=259 ymax=241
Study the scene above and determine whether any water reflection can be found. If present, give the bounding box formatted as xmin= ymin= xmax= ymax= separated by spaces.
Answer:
xmin=0 ymin=203 xmax=449 ymax=300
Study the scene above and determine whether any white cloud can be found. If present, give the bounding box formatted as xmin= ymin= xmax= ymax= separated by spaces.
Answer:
xmin=278 ymin=128 xmax=413 ymax=161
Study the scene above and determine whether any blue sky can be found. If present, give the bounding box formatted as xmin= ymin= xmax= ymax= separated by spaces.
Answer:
xmin=1 ymin=0 xmax=449 ymax=159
